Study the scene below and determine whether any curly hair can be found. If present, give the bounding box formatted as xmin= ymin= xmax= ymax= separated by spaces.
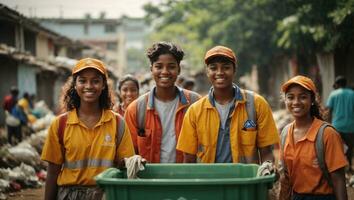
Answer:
xmin=310 ymin=91 xmax=327 ymax=121
xmin=59 ymin=74 xmax=115 ymax=113
xmin=146 ymin=41 xmax=184 ymax=65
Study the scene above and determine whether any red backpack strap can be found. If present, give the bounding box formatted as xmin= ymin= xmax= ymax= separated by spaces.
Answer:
xmin=58 ymin=113 xmax=68 ymax=146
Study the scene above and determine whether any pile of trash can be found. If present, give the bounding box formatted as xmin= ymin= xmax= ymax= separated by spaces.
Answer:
xmin=31 ymin=101 xmax=55 ymax=132
xmin=347 ymin=173 xmax=354 ymax=188
xmin=0 ymin=101 xmax=55 ymax=199
xmin=0 ymin=130 xmax=49 ymax=199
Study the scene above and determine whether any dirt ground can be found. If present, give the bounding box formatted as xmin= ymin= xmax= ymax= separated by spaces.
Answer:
xmin=6 ymin=187 xmax=44 ymax=200
xmin=5 ymin=185 xmax=354 ymax=200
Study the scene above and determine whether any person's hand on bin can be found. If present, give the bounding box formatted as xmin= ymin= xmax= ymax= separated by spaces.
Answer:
xmin=257 ymin=160 xmax=276 ymax=177
xmin=124 ymin=155 xmax=147 ymax=179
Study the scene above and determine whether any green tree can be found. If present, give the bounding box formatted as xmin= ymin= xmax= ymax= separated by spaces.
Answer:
xmin=143 ymin=0 xmax=284 ymax=75
xmin=143 ymin=0 xmax=354 ymax=77
xmin=277 ymin=0 xmax=354 ymax=53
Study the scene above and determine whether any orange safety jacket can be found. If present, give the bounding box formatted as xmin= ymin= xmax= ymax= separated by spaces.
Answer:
xmin=125 ymin=86 xmax=200 ymax=163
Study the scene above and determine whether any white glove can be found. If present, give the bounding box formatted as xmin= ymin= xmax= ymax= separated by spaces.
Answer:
xmin=124 ymin=155 xmax=146 ymax=179
xmin=257 ymin=160 xmax=275 ymax=177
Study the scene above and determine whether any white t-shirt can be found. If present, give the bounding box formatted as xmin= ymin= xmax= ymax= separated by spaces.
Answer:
xmin=154 ymin=95 xmax=179 ymax=163
xmin=215 ymin=100 xmax=234 ymax=129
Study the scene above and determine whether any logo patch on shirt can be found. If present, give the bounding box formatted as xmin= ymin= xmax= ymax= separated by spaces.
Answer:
xmin=102 ymin=133 xmax=114 ymax=147
xmin=243 ymin=120 xmax=256 ymax=129
xmin=104 ymin=134 xmax=112 ymax=142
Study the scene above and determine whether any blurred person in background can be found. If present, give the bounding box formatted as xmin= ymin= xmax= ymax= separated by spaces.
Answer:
xmin=29 ymin=94 xmax=36 ymax=110
xmin=113 ymin=74 xmax=140 ymax=116
xmin=2 ymin=86 xmax=19 ymax=112
xmin=18 ymin=92 xmax=31 ymax=114
xmin=176 ymin=75 xmax=185 ymax=87
xmin=8 ymin=103 xmax=27 ymax=145
xmin=279 ymin=75 xmax=347 ymax=200
xmin=2 ymin=86 xmax=22 ymax=145
xmin=125 ymin=41 xmax=200 ymax=163
xmin=41 ymin=58 xmax=135 ymax=200
xmin=182 ymin=78 xmax=195 ymax=91
xmin=18 ymin=92 xmax=38 ymax=125
xmin=326 ymin=76 xmax=354 ymax=172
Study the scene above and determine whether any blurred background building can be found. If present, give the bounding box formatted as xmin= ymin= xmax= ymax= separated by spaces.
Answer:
xmin=35 ymin=14 xmax=149 ymax=77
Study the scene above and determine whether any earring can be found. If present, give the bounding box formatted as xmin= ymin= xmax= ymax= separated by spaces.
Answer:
xmin=311 ymin=102 xmax=315 ymax=105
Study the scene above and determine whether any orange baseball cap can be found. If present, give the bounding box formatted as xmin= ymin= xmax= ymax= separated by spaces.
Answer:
xmin=72 ymin=58 xmax=108 ymax=77
xmin=204 ymin=46 xmax=237 ymax=64
xmin=281 ymin=75 xmax=317 ymax=93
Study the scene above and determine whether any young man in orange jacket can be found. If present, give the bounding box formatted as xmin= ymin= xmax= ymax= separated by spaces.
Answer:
xmin=125 ymin=42 xmax=200 ymax=163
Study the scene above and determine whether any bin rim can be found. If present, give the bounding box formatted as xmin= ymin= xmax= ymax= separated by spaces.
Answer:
xmin=95 ymin=163 xmax=276 ymax=186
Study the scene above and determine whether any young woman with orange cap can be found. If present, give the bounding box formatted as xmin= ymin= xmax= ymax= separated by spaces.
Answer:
xmin=41 ymin=58 xmax=135 ymax=200
xmin=279 ymin=75 xmax=348 ymax=200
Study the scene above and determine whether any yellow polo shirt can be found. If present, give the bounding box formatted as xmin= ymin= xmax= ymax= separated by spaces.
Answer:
xmin=177 ymin=88 xmax=279 ymax=163
xmin=41 ymin=109 xmax=135 ymax=185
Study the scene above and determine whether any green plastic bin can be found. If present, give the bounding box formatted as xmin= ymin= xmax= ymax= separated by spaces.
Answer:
xmin=95 ymin=163 xmax=275 ymax=200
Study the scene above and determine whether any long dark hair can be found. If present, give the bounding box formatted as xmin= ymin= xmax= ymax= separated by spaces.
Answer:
xmin=59 ymin=74 xmax=115 ymax=113
xmin=310 ymin=91 xmax=326 ymax=120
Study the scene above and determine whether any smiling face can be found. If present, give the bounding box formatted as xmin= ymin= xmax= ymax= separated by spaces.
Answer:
xmin=119 ymin=80 xmax=139 ymax=107
xmin=150 ymin=54 xmax=180 ymax=89
xmin=75 ymin=68 xmax=105 ymax=105
xmin=285 ymin=84 xmax=313 ymax=119
xmin=206 ymin=57 xmax=235 ymax=90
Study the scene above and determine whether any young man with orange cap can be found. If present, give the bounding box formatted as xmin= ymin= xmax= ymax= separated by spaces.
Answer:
xmin=176 ymin=46 xmax=279 ymax=166
xmin=279 ymin=75 xmax=347 ymax=200
xmin=41 ymin=58 xmax=135 ymax=200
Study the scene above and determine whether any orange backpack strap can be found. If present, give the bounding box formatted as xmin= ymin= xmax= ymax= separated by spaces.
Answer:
xmin=58 ymin=113 xmax=68 ymax=146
